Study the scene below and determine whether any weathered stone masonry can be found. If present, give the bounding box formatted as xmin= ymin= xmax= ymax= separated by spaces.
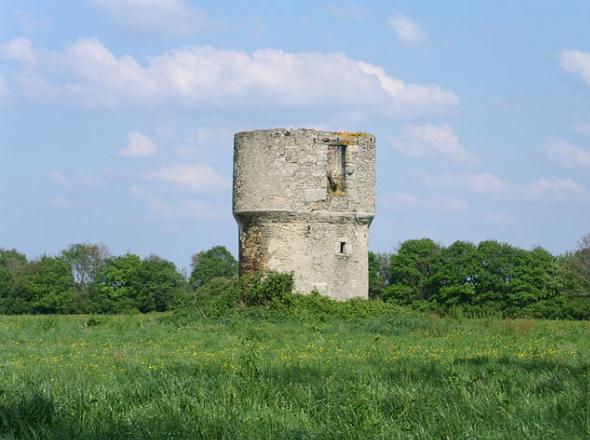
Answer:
xmin=232 ymin=129 xmax=376 ymax=300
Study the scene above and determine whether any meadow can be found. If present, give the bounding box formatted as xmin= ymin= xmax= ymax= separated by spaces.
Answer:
xmin=0 ymin=312 xmax=589 ymax=439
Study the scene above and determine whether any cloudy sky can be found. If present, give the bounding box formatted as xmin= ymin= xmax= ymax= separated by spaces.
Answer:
xmin=1 ymin=0 xmax=590 ymax=270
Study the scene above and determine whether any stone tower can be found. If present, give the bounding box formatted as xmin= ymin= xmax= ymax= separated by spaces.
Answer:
xmin=232 ymin=129 xmax=376 ymax=300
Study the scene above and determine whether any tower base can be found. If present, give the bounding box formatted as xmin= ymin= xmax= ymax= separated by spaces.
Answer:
xmin=236 ymin=211 xmax=372 ymax=300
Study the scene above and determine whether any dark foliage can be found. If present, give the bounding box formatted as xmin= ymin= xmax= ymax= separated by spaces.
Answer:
xmin=0 ymin=245 xmax=189 ymax=315
xmin=382 ymin=238 xmax=590 ymax=319
xmin=190 ymin=246 xmax=238 ymax=289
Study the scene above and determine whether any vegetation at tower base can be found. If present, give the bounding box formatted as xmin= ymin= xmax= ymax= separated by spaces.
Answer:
xmin=0 ymin=234 xmax=589 ymax=318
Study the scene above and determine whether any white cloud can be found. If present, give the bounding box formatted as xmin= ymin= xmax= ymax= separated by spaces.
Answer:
xmin=421 ymin=171 xmax=587 ymax=201
xmin=523 ymin=177 xmax=587 ymax=197
xmin=13 ymin=70 xmax=58 ymax=100
xmin=180 ymin=200 xmax=226 ymax=220
xmin=129 ymin=186 xmax=225 ymax=220
xmin=49 ymin=170 xmax=104 ymax=189
xmin=391 ymin=124 xmax=477 ymax=163
xmin=129 ymin=185 xmax=174 ymax=217
xmin=325 ymin=2 xmax=366 ymax=20
xmin=146 ymin=162 xmax=230 ymax=193
xmin=0 ymin=37 xmax=38 ymax=66
xmin=355 ymin=62 xmax=454 ymax=115
xmin=561 ymin=50 xmax=590 ymax=85
xmin=380 ymin=193 xmax=421 ymax=209
xmin=574 ymin=123 xmax=590 ymax=136
xmin=432 ymin=196 xmax=468 ymax=212
xmin=76 ymin=172 xmax=105 ymax=189
xmin=175 ymin=127 xmax=233 ymax=159
xmin=49 ymin=170 xmax=74 ymax=189
xmin=380 ymin=192 xmax=468 ymax=214
xmin=5 ymin=37 xmax=458 ymax=116
xmin=461 ymin=173 xmax=507 ymax=193
xmin=388 ymin=14 xmax=426 ymax=44
xmin=88 ymin=0 xmax=205 ymax=35
xmin=118 ymin=132 xmax=158 ymax=158
xmin=543 ymin=140 xmax=590 ymax=169
xmin=48 ymin=38 xmax=155 ymax=106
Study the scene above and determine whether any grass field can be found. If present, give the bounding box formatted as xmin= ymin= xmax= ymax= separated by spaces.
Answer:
xmin=1 ymin=312 xmax=589 ymax=439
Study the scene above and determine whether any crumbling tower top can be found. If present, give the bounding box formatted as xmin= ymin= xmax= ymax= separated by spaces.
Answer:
xmin=233 ymin=128 xmax=375 ymax=217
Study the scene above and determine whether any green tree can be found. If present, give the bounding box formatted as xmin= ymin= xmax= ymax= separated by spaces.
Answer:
xmin=471 ymin=242 xmax=565 ymax=316
xmin=96 ymin=254 xmax=142 ymax=312
xmin=504 ymin=246 xmax=561 ymax=315
xmin=472 ymin=240 xmax=519 ymax=308
xmin=136 ymin=256 xmax=185 ymax=312
xmin=431 ymin=241 xmax=478 ymax=308
xmin=384 ymin=239 xmax=441 ymax=304
xmin=571 ymin=234 xmax=590 ymax=295
xmin=0 ymin=249 xmax=30 ymax=313
xmin=62 ymin=243 xmax=110 ymax=293
xmin=368 ymin=251 xmax=390 ymax=299
xmin=190 ymin=246 xmax=238 ymax=288
xmin=97 ymin=254 xmax=186 ymax=313
xmin=558 ymin=234 xmax=590 ymax=319
xmin=24 ymin=256 xmax=74 ymax=313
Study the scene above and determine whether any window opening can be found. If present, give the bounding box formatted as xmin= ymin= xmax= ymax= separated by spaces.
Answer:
xmin=339 ymin=241 xmax=346 ymax=254
xmin=328 ymin=144 xmax=346 ymax=194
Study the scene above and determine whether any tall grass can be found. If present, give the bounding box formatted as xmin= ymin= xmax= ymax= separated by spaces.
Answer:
xmin=0 ymin=312 xmax=589 ymax=439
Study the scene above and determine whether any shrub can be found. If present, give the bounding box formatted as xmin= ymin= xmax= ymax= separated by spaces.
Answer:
xmin=238 ymin=271 xmax=294 ymax=307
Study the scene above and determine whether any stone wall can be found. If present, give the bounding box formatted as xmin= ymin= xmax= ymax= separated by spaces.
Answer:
xmin=233 ymin=128 xmax=375 ymax=299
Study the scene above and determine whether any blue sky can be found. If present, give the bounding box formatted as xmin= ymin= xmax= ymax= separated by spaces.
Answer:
xmin=1 ymin=0 xmax=590 ymax=271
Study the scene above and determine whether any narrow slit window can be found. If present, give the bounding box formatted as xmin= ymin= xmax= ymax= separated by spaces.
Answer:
xmin=328 ymin=145 xmax=346 ymax=194
xmin=335 ymin=238 xmax=351 ymax=255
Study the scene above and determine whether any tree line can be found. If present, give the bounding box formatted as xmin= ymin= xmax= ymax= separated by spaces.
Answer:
xmin=0 ymin=236 xmax=589 ymax=318
xmin=369 ymin=235 xmax=590 ymax=319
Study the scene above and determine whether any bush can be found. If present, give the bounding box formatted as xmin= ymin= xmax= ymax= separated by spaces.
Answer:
xmin=175 ymin=271 xmax=295 ymax=319
xmin=382 ymin=284 xmax=414 ymax=304
xmin=561 ymin=297 xmax=590 ymax=320
xmin=193 ymin=276 xmax=241 ymax=317
xmin=239 ymin=271 xmax=294 ymax=307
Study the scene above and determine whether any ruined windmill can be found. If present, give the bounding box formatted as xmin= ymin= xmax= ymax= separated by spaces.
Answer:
xmin=232 ymin=129 xmax=376 ymax=299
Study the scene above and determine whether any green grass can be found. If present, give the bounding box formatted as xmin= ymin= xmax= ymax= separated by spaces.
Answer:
xmin=0 ymin=312 xmax=589 ymax=439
